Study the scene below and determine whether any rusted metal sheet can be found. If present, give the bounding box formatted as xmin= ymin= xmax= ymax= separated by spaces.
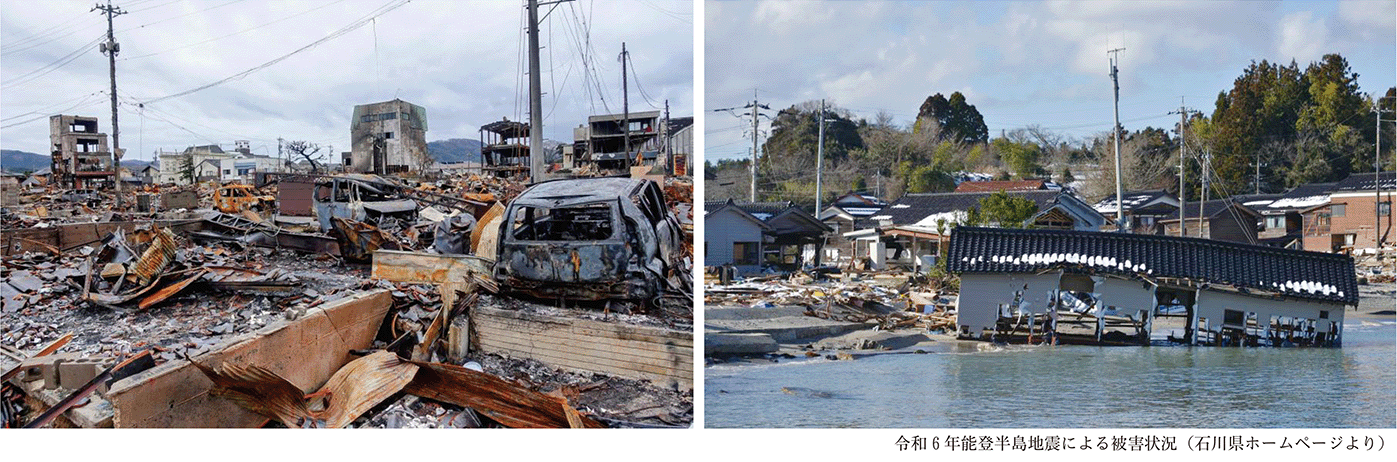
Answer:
xmin=161 ymin=190 xmax=198 ymax=210
xmin=316 ymin=351 xmax=417 ymax=428
xmin=370 ymin=250 xmax=492 ymax=285
xmin=190 ymin=351 xmax=416 ymax=428
xmin=130 ymin=227 xmax=177 ymax=287
xmin=277 ymin=179 xmax=315 ymax=216
xmin=136 ymin=269 xmax=207 ymax=310
xmin=404 ymin=360 xmax=603 ymax=428
xmin=191 ymin=357 xmax=317 ymax=428
xmin=332 ymin=217 xmax=400 ymax=261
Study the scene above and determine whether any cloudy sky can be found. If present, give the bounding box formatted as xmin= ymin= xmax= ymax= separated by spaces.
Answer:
xmin=705 ymin=0 xmax=1396 ymax=161
xmin=1 ymin=0 xmax=694 ymax=163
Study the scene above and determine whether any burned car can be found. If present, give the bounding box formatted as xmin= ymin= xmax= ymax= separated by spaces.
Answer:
xmin=494 ymin=177 xmax=685 ymax=301
xmin=313 ymin=174 xmax=418 ymax=232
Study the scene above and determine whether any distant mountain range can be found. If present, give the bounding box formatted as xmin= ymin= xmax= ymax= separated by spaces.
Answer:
xmin=2 ymin=149 xmax=151 ymax=174
xmin=426 ymin=138 xmax=483 ymax=163
xmin=426 ymin=138 xmax=565 ymax=163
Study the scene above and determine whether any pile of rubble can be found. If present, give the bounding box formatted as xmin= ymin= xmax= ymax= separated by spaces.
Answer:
xmin=704 ymin=270 xmax=958 ymax=332
xmin=2 ymin=172 xmax=694 ymax=428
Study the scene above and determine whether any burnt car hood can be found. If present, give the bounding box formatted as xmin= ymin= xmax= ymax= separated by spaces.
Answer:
xmin=362 ymin=199 xmax=418 ymax=214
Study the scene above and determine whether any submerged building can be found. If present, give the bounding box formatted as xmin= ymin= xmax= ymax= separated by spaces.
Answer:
xmin=947 ymin=227 xmax=1355 ymax=347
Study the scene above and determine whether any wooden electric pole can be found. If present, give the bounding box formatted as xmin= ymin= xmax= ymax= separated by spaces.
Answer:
xmin=95 ymin=1 xmax=125 ymax=204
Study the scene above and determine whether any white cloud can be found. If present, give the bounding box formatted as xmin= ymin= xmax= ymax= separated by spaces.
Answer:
xmin=1276 ymin=11 xmax=1329 ymax=63
xmin=1 ymin=0 xmax=694 ymax=162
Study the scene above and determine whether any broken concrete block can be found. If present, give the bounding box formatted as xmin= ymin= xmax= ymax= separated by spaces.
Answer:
xmin=58 ymin=357 xmax=108 ymax=391
xmin=704 ymin=333 xmax=779 ymax=355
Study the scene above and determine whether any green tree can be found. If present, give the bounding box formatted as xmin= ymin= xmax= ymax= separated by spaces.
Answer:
xmin=991 ymin=138 xmax=1043 ymax=178
xmin=178 ymin=155 xmax=195 ymax=184
xmin=964 ymin=191 xmax=1038 ymax=228
xmin=914 ymin=92 xmax=988 ymax=144
xmin=898 ymin=161 xmax=955 ymax=193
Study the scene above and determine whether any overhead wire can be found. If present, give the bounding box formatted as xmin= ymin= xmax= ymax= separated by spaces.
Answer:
xmin=120 ymin=0 xmax=350 ymax=61
xmin=140 ymin=0 xmax=411 ymax=105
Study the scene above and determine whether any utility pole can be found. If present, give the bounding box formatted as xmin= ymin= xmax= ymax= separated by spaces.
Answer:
xmin=663 ymin=99 xmax=671 ymax=175
xmin=1108 ymin=47 xmax=1125 ymax=232
xmin=1169 ymin=100 xmax=1197 ymax=237
xmin=621 ymin=42 xmax=631 ymax=170
xmin=712 ymin=92 xmax=770 ymax=202
xmin=1199 ymin=148 xmax=1210 ymax=236
xmin=95 ymin=1 xmax=125 ymax=205
xmin=526 ymin=0 xmax=544 ymax=182
xmin=816 ymin=99 xmax=826 ymax=215
xmin=749 ymin=92 xmax=760 ymax=202
xmin=277 ymin=137 xmax=284 ymax=172
xmin=1377 ymin=100 xmax=1384 ymax=247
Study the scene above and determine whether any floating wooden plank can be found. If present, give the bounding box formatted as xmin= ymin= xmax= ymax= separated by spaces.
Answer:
xmin=404 ymin=360 xmax=602 ymax=429
xmin=105 ymin=289 xmax=393 ymax=427
xmin=470 ymin=306 xmax=693 ymax=390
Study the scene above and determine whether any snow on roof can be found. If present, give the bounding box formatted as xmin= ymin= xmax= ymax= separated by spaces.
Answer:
xmin=912 ymin=210 xmax=968 ymax=229
xmin=1266 ymin=195 xmax=1329 ymax=210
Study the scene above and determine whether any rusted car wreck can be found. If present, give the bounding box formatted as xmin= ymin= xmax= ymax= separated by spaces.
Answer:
xmin=495 ymin=177 xmax=688 ymax=303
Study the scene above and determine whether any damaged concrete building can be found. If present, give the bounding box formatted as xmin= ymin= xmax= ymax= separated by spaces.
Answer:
xmin=947 ymin=226 xmax=1356 ymax=347
xmin=479 ymin=118 xmax=530 ymax=179
xmin=349 ymin=99 xmax=430 ymax=175
xmin=49 ymin=115 xmax=115 ymax=190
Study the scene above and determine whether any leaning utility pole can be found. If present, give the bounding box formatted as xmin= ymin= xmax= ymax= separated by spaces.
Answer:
xmin=95 ymin=1 xmax=125 ymax=205
xmin=1108 ymin=48 xmax=1125 ymax=232
xmin=815 ymin=99 xmax=826 ymax=215
xmin=526 ymin=0 xmax=544 ymax=182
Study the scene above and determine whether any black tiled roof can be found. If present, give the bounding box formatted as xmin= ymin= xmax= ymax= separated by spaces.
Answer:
xmin=947 ymin=226 xmax=1357 ymax=305
xmin=702 ymin=199 xmax=797 ymax=216
xmin=877 ymin=190 xmax=1062 ymax=225
xmin=1092 ymin=189 xmax=1173 ymax=212
xmin=1163 ymin=198 xmax=1258 ymax=221
xmin=1332 ymin=171 xmax=1397 ymax=192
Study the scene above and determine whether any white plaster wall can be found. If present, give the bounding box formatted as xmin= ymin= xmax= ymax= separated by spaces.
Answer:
xmin=957 ymin=272 xmax=1060 ymax=334
xmin=1196 ymin=290 xmax=1346 ymax=339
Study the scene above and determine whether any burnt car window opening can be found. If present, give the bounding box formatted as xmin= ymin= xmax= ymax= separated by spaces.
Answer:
xmin=511 ymin=203 xmax=614 ymax=241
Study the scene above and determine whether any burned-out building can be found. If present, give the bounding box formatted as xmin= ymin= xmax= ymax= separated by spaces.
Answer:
xmin=948 ymin=226 xmax=1355 ymax=347
xmin=349 ymin=99 xmax=429 ymax=174
xmin=479 ymin=118 xmax=530 ymax=179
xmin=49 ymin=115 xmax=115 ymax=189
xmin=574 ymin=110 xmax=662 ymax=172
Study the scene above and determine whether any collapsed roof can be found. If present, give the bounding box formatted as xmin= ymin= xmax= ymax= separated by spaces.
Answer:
xmin=946 ymin=226 xmax=1358 ymax=305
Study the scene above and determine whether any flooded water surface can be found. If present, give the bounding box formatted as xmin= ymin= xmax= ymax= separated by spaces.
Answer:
xmin=705 ymin=321 xmax=1396 ymax=428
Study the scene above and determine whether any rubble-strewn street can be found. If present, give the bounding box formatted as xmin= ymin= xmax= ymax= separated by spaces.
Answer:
xmin=3 ymin=172 xmax=693 ymax=428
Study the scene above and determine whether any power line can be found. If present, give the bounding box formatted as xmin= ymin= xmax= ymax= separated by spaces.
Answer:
xmin=116 ymin=0 xmax=247 ymax=34
xmin=2 ymin=35 xmax=106 ymax=89
xmin=119 ymin=0 xmax=350 ymax=61
xmin=141 ymin=0 xmax=411 ymax=105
